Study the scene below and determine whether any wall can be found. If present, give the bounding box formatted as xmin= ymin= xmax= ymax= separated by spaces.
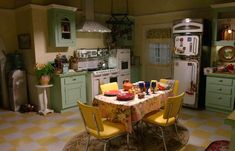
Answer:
xmin=15 ymin=4 xmax=107 ymax=106
xmin=134 ymin=9 xmax=213 ymax=80
xmin=0 ymin=9 xmax=17 ymax=53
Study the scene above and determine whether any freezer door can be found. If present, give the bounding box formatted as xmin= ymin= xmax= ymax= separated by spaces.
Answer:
xmin=174 ymin=35 xmax=199 ymax=56
xmin=173 ymin=59 xmax=198 ymax=107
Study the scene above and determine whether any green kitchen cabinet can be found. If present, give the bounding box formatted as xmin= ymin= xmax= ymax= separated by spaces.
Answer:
xmin=51 ymin=72 xmax=87 ymax=112
xmin=48 ymin=8 xmax=76 ymax=47
xmin=205 ymin=74 xmax=235 ymax=113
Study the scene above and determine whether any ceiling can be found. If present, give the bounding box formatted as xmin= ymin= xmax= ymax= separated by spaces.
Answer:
xmin=0 ymin=0 xmax=234 ymax=16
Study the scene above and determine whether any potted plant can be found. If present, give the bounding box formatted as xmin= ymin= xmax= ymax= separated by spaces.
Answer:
xmin=35 ymin=63 xmax=54 ymax=85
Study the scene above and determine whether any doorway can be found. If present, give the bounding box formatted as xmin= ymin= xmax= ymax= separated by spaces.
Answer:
xmin=143 ymin=25 xmax=173 ymax=81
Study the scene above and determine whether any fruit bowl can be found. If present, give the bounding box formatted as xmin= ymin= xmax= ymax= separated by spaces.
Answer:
xmin=117 ymin=93 xmax=135 ymax=101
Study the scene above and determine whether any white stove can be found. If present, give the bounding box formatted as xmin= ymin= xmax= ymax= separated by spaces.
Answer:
xmin=92 ymin=68 xmax=119 ymax=76
xmin=87 ymin=68 xmax=119 ymax=102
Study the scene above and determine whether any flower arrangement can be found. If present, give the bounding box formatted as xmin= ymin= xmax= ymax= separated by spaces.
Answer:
xmin=35 ymin=63 xmax=55 ymax=79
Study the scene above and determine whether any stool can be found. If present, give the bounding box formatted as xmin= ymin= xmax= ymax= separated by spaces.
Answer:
xmin=35 ymin=84 xmax=54 ymax=115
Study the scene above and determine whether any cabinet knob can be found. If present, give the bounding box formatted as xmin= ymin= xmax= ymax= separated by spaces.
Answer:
xmin=218 ymin=80 xmax=223 ymax=82
xmin=72 ymin=79 xmax=76 ymax=81
xmin=218 ymin=88 xmax=222 ymax=91
xmin=218 ymin=97 xmax=222 ymax=100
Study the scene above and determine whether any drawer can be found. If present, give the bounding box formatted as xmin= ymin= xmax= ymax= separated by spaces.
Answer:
xmin=64 ymin=75 xmax=85 ymax=85
xmin=206 ymin=92 xmax=233 ymax=110
xmin=207 ymin=77 xmax=233 ymax=86
xmin=207 ymin=84 xmax=232 ymax=95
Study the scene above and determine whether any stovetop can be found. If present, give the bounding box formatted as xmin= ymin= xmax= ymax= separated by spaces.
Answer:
xmin=92 ymin=68 xmax=119 ymax=76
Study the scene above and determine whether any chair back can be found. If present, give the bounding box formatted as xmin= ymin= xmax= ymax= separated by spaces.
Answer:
xmin=160 ymin=79 xmax=179 ymax=96
xmin=100 ymin=82 xmax=119 ymax=94
xmin=163 ymin=92 xmax=185 ymax=120
xmin=77 ymin=101 xmax=104 ymax=133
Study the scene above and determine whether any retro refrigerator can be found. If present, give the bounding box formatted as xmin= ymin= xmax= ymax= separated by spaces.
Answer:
xmin=173 ymin=18 xmax=211 ymax=109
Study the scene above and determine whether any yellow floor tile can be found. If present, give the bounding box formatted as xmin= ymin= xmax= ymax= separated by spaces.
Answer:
xmin=184 ymin=121 xmax=202 ymax=128
xmin=69 ymin=125 xmax=85 ymax=133
xmin=34 ymin=119 xmax=49 ymax=124
xmin=191 ymin=129 xmax=211 ymax=138
xmin=0 ymin=127 xmax=18 ymax=135
xmin=61 ymin=111 xmax=75 ymax=117
xmin=22 ymin=127 xmax=43 ymax=135
xmin=180 ymin=114 xmax=193 ymax=120
xmin=206 ymin=121 xmax=223 ymax=127
xmin=10 ymin=136 xmax=33 ymax=146
xmin=0 ymin=136 xmax=5 ymax=144
xmin=215 ymin=129 xmax=230 ymax=137
xmin=201 ymin=140 xmax=212 ymax=149
xmin=8 ymin=148 xmax=17 ymax=151
xmin=37 ymin=136 xmax=59 ymax=146
xmin=180 ymin=144 xmax=199 ymax=151
xmin=35 ymin=147 xmax=48 ymax=151
xmin=12 ymin=119 xmax=28 ymax=125
xmin=47 ymin=126 xmax=65 ymax=134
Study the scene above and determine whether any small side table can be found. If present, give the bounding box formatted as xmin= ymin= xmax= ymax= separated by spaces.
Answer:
xmin=35 ymin=84 xmax=54 ymax=116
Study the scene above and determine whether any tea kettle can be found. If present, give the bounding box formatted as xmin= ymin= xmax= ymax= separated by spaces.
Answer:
xmin=98 ymin=60 xmax=108 ymax=69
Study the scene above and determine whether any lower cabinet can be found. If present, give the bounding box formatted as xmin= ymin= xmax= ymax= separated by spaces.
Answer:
xmin=206 ymin=76 xmax=235 ymax=113
xmin=51 ymin=73 xmax=86 ymax=112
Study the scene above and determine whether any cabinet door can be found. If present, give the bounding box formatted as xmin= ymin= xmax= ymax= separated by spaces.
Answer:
xmin=63 ymin=75 xmax=86 ymax=108
xmin=206 ymin=92 xmax=233 ymax=110
xmin=56 ymin=11 xmax=76 ymax=47
xmin=48 ymin=8 xmax=76 ymax=47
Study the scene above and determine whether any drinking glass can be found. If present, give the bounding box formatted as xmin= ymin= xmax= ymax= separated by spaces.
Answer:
xmin=151 ymin=81 xmax=157 ymax=94
xmin=145 ymin=81 xmax=150 ymax=95
xmin=138 ymin=82 xmax=145 ymax=93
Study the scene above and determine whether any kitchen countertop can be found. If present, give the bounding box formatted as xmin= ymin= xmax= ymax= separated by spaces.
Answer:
xmin=53 ymin=71 xmax=87 ymax=77
xmin=205 ymin=72 xmax=235 ymax=79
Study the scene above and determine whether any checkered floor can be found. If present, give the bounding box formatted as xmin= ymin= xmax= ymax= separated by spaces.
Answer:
xmin=0 ymin=107 xmax=231 ymax=151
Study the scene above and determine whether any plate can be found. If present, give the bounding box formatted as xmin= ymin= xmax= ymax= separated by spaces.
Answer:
xmin=218 ymin=46 xmax=235 ymax=62
xmin=117 ymin=93 xmax=135 ymax=101
xmin=104 ymin=90 xmax=120 ymax=96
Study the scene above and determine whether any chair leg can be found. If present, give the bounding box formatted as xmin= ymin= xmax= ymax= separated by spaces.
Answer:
xmin=104 ymin=142 xmax=107 ymax=151
xmin=174 ymin=123 xmax=180 ymax=141
xmin=127 ymin=133 xmax=130 ymax=150
xmin=86 ymin=135 xmax=90 ymax=151
xmin=159 ymin=127 xmax=167 ymax=151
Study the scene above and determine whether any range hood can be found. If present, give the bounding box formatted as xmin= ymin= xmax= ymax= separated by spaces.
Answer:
xmin=77 ymin=0 xmax=111 ymax=33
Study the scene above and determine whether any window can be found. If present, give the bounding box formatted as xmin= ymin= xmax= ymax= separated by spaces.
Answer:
xmin=148 ymin=43 xmax=171 ymax=64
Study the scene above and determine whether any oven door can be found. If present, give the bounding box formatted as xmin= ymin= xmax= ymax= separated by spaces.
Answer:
xmin=110 ymin=73 xmax=118 ymax=83
xmin=118 ymin=58 xmax=130 ymax=73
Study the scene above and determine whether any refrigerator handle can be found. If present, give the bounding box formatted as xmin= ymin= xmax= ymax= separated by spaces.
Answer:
xmin=191 ymin=63 xmax=195 ymax=82
xmin=193 ymin=37 xmax=196 ymax=55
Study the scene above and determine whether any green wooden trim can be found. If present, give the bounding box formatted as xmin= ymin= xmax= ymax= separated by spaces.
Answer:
xmin=53 ymin=71 xmax=87 ymax=78
xmin=206 ymin=73 xmax=235 ymax=79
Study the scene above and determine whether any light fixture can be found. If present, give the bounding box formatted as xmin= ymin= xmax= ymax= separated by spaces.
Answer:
xmin=185 ymin=18 xmax=191 ymax=23
xmin=228 ymin=28 xmax=232 ymax=34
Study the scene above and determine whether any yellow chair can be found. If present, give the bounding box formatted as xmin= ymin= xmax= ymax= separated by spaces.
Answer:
xmin=160 ymin=79 xmax=179 ymax=96
xmin=142 ymin=92 xmax=185 ymax=151
xmin=100 ymin=82 xmax=119 ymax=94
xmin=77 ymin=101 xmax=129 ymax=151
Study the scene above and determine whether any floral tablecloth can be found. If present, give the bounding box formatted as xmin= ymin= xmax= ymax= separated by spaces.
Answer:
xmin=93 ymin=90 xmax=172 ymax=132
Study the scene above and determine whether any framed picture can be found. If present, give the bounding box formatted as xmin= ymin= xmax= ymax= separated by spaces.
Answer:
xmin=18 ymin=33 xmax=31 ymax=49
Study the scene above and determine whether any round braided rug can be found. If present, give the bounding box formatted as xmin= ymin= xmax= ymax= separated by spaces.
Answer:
xmin=63 ymin=124 xmax=189 ymax=151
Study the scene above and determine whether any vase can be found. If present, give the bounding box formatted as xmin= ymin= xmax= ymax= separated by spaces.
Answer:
xmin=40 ymin=75 xmax=50 ymax=85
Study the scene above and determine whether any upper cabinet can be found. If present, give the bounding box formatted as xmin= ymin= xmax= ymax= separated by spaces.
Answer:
xmin=211 ymin=2 xmax=235 ymax=46
xmin=47 ymin=5 xmax=77 ymax=47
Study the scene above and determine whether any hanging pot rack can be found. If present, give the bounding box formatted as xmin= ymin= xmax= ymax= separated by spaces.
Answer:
xmin=106 ymin=0 xmax=134 ymax=26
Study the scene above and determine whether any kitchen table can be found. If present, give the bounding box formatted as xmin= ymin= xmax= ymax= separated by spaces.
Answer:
xmin=93 ymin=90 xmax=172 ymax=132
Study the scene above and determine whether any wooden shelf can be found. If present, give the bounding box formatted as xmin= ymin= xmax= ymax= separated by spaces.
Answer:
xmin=213 ymin=40 xmax=235 ymax=46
